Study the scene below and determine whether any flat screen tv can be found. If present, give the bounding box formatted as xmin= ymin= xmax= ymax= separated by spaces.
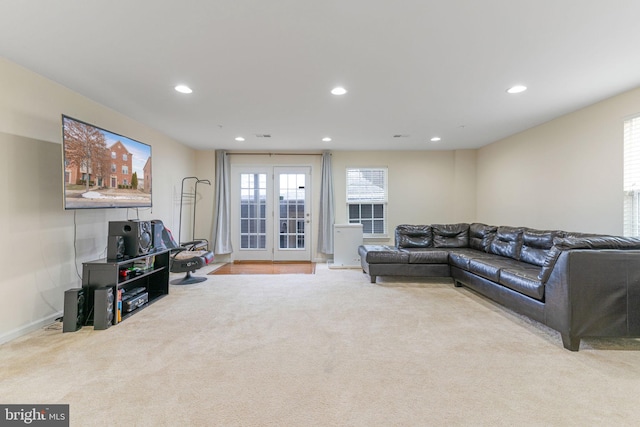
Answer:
xmin=62 ymin=115 xmax=152 ymax=210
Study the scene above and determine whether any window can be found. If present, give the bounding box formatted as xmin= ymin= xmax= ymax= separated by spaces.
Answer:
xmin=122 ymin=165 xmax=129 ymax=175
xmin=111 ymin=151 xmax=116 ymax=159
xmin=624 ymin=115 xmax=640 ymax=236
xmin=240 ymin=173 xmax=267 ymax=249
xmin=123 ymin=153 xmax=128 ymax=161
xmin=346 ymin=167 xmax=387 ymax=236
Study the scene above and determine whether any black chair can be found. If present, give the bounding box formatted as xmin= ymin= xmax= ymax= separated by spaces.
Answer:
xmin=152 ymin=220 xmax=214 ymax=285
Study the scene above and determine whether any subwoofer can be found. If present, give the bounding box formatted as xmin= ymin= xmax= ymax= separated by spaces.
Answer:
xmin=63 ymin=288 xmax=86 ymax=332
xmin=93 ymin=286 xmax=115 ymax=330
xmin=108 ymin=220 xmax=152 ymax=256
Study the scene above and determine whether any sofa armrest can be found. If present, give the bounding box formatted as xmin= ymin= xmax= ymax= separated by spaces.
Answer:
xmin=544 ymin=249 xmax=640 ymax=347
xmin=539 ymin=236 xmax=640 ymax=283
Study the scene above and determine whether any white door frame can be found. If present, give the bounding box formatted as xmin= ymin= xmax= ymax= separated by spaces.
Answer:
xmin=230 ymin=165 xmax=311 ymax=262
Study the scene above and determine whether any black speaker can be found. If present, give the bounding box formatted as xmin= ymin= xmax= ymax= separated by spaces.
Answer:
xmin=63 ymin=288 xmax=86 ymax=332
xmin=107 ymin=235 xmax=126 ymax=260
xmin=94 ymin=287 xmax=115 ymax=330
xmin=108 ymin=220 xmax=152 ymax=256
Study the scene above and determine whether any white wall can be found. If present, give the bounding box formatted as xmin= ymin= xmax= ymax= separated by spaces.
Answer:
xmin=331 ymin=150 xmax=477 ymax=245
xmin=477 ymin=86 xmax=640 ymax=234
xmin=194 ymin=150 xmax=216 ymax=244
xmin=0 ymin=58 xmax=198 ymax=342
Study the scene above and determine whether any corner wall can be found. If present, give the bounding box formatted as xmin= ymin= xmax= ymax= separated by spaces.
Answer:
xmin=0 ymin=58 xmax=198 ymax=342
xmin=477 ymin=86 xmax=640 ymax=234
xmin=331 ymin=150 xmax=477 ymax=245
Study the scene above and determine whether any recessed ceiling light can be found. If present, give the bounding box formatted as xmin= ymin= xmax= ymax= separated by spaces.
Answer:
xmin=430 ymin=137 xmax=442 ymax=142
xmin=235 ymin=136 xmax=245 ymax=142
xmin=322 ymin=137 xmax=332 ymax=142
xmin=174 ymin=85 xmax=193 ymax=93
xmin=507 ymin=85 xmax=527 ymax=94
xmin=174 ymin=84 xmax=193 ymax=94
xmin=331 ymin=87 xmax=347 ymax=95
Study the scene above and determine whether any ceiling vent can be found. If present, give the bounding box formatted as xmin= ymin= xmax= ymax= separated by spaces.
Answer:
xmin=393 ymin=134 xmax=409 ymax=138
xmin=255 ymin=134 xmax=272 ymax=138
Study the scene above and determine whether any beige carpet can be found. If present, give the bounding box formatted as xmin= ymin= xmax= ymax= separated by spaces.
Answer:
xmin=2 ymin=263 xmax=640 ymax=426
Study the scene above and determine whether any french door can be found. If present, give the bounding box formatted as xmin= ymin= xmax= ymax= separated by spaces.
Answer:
xmin=230 ymin=166 xmax=311 ymax=261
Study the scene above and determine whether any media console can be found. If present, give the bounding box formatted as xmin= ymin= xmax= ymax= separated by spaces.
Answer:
xmin=81 ymin=248 xmax=170 ymax=328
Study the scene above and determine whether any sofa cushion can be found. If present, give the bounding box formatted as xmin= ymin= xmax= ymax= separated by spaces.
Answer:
xmin=469 ymin=223 xmax=497 ymax=252
xmin=520 ymin=229 xmax=562 ymax=267
xmin=401 ymin=248 xmax=450 ymax=264
xmin=360 ymin=245 xmax=410 ymax=264
xmin=448 ymin=248 xmax=495 ymax=270
xmin=395 ymin=224 xmax=433 ymax=248
xmin=489 ymin=226 xmax=524 ymax=260
xmin=432 ymin=223 xmax=470 ymax=248
xmin=467 ymin=256 xmax=525 ymax=282
xmin=499 ymin=267 xmax=545 ymax=300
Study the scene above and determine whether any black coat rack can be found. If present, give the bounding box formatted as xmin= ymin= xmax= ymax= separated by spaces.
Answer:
xmin=178 ymin=176 xmax=211 ymax=244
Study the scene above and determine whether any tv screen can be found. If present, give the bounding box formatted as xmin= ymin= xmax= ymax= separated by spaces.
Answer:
xmin=62 ymin=115 xmax=152 ymax=210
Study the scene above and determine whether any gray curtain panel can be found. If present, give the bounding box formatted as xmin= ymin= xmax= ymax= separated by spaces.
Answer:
xmin=317 ymin=151 xmax=335 ymax=254
xmin=212 ymin=150 xmax=233 ymax=254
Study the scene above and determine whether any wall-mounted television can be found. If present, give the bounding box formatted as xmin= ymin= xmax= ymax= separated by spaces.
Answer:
xmin=62 ymin=115 xmax=152 ymax=210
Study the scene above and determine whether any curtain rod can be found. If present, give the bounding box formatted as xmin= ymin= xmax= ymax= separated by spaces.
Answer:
xmin=226 ymin=152 xmax=326 ymax=156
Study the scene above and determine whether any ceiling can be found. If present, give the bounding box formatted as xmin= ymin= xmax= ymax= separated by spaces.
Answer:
xmin=2 ymin=1 xmax=640 ymax=152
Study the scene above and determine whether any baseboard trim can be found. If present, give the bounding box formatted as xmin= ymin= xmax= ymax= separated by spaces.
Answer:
xmin=328 ymin=263 xmax=361 ymax=270
xmin=0 ymin=312 xmax=62 ymax=345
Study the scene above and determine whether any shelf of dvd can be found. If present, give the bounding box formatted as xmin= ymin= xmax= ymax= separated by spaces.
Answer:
xmin=81 ymin=248 xmax=170 ymax=328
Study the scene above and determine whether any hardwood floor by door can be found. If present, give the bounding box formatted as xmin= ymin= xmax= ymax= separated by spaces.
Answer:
xmin=209 ymin=261 xmax=316 ymax=275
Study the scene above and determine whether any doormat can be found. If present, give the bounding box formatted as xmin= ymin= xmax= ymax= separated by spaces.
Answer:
xmin=209 ymin=261 xmax=316 ymax=275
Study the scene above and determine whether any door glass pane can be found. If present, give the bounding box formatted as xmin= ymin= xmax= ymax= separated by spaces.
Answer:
xmin=240 ymin=173 xmax=267 ymax=250
xmin=279 ymin=173 xmax=305 ymax=250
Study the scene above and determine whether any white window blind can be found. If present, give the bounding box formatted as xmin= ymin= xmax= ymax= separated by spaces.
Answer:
xmin=346 ymin=168 xmax=388 ymax=236
xmin=624 ymin=115 xmax=640 ymax=237
xmin=346 ymin=168 xmax=387 ymax=202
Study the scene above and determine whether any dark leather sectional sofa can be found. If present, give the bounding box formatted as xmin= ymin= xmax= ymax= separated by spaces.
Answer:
xmin=358 ymin=223 xmax=640 ymax=351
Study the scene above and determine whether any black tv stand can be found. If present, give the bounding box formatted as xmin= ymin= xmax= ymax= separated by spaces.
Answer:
xmin=81 ymin=248 xmax=170 ymax=327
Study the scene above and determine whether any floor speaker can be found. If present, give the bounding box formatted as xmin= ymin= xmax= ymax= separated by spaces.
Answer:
xmin=107 ymin=235 xmax=126 ymax=260
xmin=63 ymin=288 xmax=86 ymax=332
xmin=109 ymin=220 xmax=152 ymax=256
xmin=94 ymin=287 xmax=115 ymax=330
